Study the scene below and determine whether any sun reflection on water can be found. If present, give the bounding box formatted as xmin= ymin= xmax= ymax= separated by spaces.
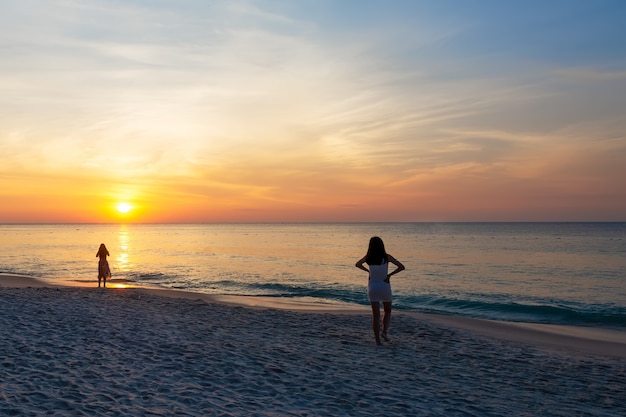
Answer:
xmin=115 ymin=225 xmax=130 ymax=274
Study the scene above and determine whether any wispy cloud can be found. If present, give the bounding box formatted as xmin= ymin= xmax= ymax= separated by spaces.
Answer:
xmin=1 ymin=0 xmax=625 ymax=221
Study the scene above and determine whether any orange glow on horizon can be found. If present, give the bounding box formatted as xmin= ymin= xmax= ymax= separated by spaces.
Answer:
xmin=0 ymin=158 xmax=625 ymax=223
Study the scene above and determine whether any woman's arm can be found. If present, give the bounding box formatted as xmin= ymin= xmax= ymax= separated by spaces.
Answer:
xmin=355 ymin=256 xmax=369 ymax=273
xmin=386 ymin=254 xmax=405 ymax=281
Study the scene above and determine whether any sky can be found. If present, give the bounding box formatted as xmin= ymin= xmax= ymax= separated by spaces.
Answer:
xmin=1 ymin=0 xmax=625 ymax=223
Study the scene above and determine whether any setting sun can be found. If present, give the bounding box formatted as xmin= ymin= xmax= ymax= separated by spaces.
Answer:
xmin=116 ymin=203 xmax=133 ymax=214
xmin=1 ymin=1 xmax=625 ymax=224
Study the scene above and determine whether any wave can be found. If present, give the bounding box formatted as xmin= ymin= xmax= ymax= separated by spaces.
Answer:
xmin=7 ymin=265 xmax=622 ymax=329
xmin=189 ymin=280 xmax=626 ymax=329
xmin=396 ymin=295 xmax=626 ymax=328
xmin=126 ymin=272 xmax=172 ymax=281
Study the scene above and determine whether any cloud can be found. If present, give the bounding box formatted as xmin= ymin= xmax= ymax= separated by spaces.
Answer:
xmin=1 ymin=0 xmax=625 ymax=221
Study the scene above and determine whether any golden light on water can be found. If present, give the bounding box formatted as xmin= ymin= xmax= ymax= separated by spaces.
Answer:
xmin=111 ymin=283 xmax=129 ymax=289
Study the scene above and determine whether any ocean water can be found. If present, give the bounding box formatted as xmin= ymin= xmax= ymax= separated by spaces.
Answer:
xmin=1 ymin=223 xmax=625 ymax=328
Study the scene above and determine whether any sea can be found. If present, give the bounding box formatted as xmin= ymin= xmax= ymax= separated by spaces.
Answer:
xmin=1 ymin=223 xmax=624 ymax=329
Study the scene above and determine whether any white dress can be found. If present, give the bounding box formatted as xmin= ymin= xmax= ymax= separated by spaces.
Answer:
xmin=367 ymin=262 xmax=392 ymax=302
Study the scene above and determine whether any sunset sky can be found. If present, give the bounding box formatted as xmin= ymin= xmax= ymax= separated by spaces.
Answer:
xmin=1 ymin=0 xmax=625 ymax=223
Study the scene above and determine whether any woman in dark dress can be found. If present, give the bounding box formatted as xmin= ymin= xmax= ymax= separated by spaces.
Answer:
xmin=96 ymin=243 xmax=111 ymax=288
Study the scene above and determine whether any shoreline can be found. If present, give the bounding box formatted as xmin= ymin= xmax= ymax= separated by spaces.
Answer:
xmin=2 ymin=273 xmax=625 ymax=358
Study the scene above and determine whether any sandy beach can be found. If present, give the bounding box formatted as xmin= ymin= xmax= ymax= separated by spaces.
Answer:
xmin=1 ymin=274 xmax=625 ymax=416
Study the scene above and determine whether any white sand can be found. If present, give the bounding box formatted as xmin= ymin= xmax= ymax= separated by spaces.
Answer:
xmin=1 ymin=274 xmax=625 ymax=416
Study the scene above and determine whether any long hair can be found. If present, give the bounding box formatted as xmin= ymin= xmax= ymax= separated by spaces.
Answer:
xmin=365 ymin=236 xmax=387 ymax=265
xmin=96 ymin=243 xmax=109 ymax=258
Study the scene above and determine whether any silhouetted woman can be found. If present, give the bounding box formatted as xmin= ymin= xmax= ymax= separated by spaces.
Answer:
xmin=96 ymin=243 xmax=111 ymax=288
xmin=356 ymin=236 xmax=405 ymax=345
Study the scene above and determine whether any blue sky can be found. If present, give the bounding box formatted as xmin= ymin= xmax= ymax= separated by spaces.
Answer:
xmin=1 ymin=0 xmax=625 ymax=222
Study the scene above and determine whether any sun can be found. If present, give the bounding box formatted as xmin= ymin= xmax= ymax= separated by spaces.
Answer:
xmin=116 ymin=202 xmax=133 ymax=213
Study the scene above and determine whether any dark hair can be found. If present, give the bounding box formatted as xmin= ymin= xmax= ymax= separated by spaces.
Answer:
xmin=96 ymin=243 xmax=109 ymax=258
xmin=365 ymin=236 xmax=387 ymax=265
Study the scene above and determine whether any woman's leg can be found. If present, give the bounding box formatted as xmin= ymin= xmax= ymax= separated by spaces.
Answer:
xmin=370 ymin=302 xmax=382 ymax=345
xmin=102 ymin=262 xmax=109 ymax=288
xmin=381 ymin=301 xmax=392 ymax=340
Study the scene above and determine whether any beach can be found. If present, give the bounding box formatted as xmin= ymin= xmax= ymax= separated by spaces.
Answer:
xmin=1 ymin=274 xmax=625 ymax=416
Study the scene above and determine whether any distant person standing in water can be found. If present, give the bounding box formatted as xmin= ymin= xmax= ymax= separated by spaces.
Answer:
xmin=96 ymin=243 xmax=111 ymax=288
xmin=356 ymin=236 xmax=405 ymax=345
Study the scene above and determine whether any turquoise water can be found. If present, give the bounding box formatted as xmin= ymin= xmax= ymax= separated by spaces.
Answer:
xmin=1 ymin=223 xmax=625 ymax=328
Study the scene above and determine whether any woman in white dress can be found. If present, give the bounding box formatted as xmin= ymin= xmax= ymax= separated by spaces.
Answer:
xmin=355 ymin=236 xmax=405 ymax=345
